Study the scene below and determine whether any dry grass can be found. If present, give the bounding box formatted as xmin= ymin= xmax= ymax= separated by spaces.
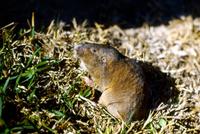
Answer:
xmin=0 ymin=16 xmax=200 ymax=133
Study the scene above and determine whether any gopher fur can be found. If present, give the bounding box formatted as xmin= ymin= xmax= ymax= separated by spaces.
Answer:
xmin=74 ymin=43 xmax=148 ymax=122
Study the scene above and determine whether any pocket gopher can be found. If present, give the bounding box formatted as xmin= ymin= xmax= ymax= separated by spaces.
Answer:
xmin=74 ymin=43 xmax=147 ymax=122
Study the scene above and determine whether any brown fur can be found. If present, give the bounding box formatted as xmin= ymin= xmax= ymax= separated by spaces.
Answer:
xmin=74 ymin=43 xmax=148 ymax=122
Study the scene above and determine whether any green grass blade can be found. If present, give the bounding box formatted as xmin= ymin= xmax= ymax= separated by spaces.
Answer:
xmin=26 ymin=48 xmax=41 ymax=67
xmin=0 ymin=97 xmax=2 ymax=118
xmin=2 ymin=77 xmax=10 ymax=94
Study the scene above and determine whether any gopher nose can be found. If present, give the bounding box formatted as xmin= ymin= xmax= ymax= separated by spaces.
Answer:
xmin=74 ymin=44 xmax=84 ymax=56
xmin=74 ymin=44 xmax=80 ymax=51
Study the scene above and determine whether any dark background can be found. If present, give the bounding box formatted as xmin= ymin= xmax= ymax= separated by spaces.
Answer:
xmin=1 ymin=0 xmax=200 ymax=28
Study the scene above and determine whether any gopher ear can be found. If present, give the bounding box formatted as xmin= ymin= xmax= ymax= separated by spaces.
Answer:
xmin=101 ymin=57 xmax=107 ymax=67
xmin=101 ymin=57 xmax=107 ymax=63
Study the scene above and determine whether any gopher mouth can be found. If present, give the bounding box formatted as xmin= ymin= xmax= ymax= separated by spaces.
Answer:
xmin=82 ymin=76 xmax=95 ymax=88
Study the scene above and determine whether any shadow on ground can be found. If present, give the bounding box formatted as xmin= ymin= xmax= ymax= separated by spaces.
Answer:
xmin=139 ymin=61 xmax=179 ymax=113
xmin=1 ymin=0 xmax=200 ymax=28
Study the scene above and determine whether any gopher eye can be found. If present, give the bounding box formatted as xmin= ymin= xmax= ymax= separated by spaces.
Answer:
xmin=91 ymin=48 xmax=97 ymax=53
